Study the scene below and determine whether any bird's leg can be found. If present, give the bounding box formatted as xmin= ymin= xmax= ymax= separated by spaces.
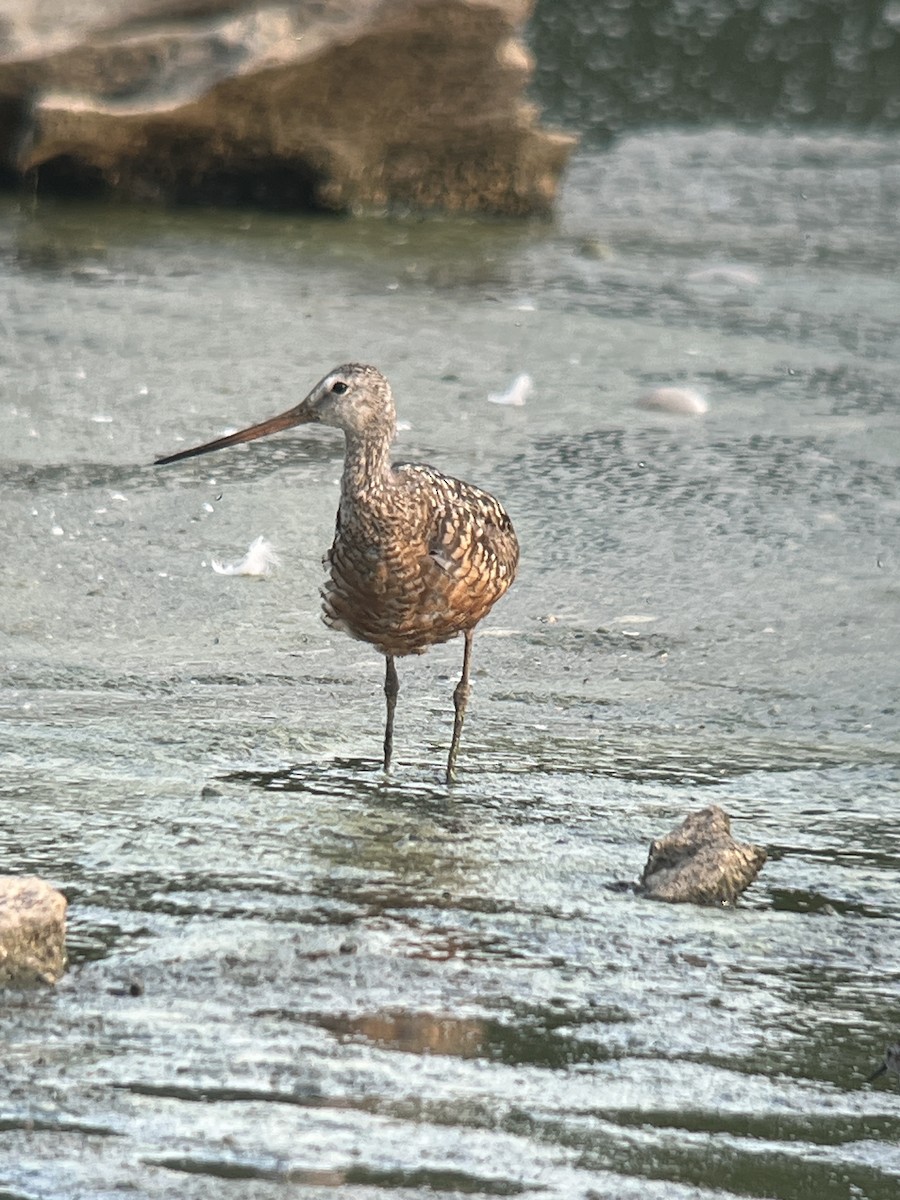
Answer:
xmin=446 ymin=630 xmax=474 ymax=785
xmin=383 ymin=655 xmax=399 ymax=773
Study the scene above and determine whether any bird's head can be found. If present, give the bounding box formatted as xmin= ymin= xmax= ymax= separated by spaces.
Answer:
xmin=304 ymin=364 xmax=396 ymax=437
xmin=155 ymin=363 xmax=396 ymax=466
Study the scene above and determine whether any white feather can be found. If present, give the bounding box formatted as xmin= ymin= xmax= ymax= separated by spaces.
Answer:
xmin=211 ymin=536 xmax=280 ymax=577
xmin=487 ymin=373 xmax=532 ymax=407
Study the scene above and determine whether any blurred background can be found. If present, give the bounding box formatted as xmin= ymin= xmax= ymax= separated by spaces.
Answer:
xmin=530 ymin=0 xmax=900 ymax=140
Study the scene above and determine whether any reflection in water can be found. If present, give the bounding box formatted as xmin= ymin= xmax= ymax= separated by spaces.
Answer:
xmin=146 ymin=1156 xmax=529 ymax=1194
xmin=307 ymin=1002 xmax=632 ymax=1071
xmin=314 ymin=1009 xmax=489 ymax=1059
xmin=145 ymin=1157 xmax=349 ymax=1185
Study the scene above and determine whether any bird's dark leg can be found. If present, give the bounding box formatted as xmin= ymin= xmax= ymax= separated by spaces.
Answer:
xmin=383 ymin=655 xmax=399 ymax=773
xmin=446 ymin=629 xmax=474 ymax=785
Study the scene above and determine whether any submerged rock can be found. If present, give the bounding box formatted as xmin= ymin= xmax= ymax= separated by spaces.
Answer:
xmin=0 ymin=875 xmax=68 ymax=986
xmin=639 ymin=805 xmax=765 ymax=905
xmin=0 ymin=0 xmax=575 ymax=216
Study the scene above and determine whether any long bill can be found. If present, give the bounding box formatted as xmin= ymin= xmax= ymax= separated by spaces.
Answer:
xmin=867 ymin=1061 xmax=888 ymax=1082
xmin=154 ymin=402 xmax=313 ymax=466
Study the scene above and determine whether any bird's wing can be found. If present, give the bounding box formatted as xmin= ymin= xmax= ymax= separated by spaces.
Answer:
xmin=397 ymin=464 xmax=519 ymax=584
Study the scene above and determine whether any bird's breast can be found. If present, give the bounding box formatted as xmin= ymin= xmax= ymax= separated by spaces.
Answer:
xmin=320 ymin=474 xmax=517 ymax=658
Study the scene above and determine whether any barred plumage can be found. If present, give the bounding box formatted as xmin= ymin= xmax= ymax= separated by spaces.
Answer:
xmin=324 ymin=462 xmax=517 ymax=657
xmin=156 ymin=363 xmax=519 ymax=782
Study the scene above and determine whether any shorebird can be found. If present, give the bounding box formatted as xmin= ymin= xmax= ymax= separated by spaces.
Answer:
xmin=867 ymin=1043 xmax=900 ymax=1088
xmin=156 ymin=364 xmax=519 ymax=783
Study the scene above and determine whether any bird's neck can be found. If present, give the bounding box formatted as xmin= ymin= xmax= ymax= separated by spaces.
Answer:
xmin=340 ymin=425 xmax=394 ymax=503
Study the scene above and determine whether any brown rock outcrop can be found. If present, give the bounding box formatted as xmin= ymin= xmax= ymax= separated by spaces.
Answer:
xmin=0 ymin=875 xmax=68 ymax=986
xmin=639 ymin=805 xmax=766 ymax=906
xmin=0 ymin=1 xmax=575 ymax=215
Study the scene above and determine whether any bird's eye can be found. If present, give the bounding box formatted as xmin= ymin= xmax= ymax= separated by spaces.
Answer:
xmin=330 ymin=381 xmax=349 ymax=395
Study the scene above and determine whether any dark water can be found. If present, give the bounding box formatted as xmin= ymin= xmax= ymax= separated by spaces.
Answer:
xmin=530 ymin=0 xmax=900 ymax=140
xmin=1 ymin=127 xmax=899 ymax=1197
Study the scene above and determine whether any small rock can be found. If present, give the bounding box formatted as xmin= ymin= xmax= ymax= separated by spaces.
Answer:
xmin=639 ymin=806 xmax=765 ymax=905
xmin=867 ymin=1043 xmax=900 ymax=1088
xmin=575 ymin=237 xmax=613 ymax=260
xmin=0 ymin=876 xmax=68 ymax=986
xmin=108 ymin=978 xmax=144 ymax=998
xmin=637 ymin=387 xmax=709 ymax=416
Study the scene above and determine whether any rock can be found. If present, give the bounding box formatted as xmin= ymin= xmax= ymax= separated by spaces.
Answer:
xmin=639 ymin=806 xmax=766 ymax=905
xmin=0 ymin=0 xmax=575 ymax=216
xmin=0 ymin=875 xmax=68 ymax=986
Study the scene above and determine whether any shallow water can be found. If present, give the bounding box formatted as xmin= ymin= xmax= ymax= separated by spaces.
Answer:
xmin=1 ymin=129 xmax=899 ymax=1198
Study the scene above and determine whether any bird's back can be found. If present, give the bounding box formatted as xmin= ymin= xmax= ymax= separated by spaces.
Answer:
xmin=323 ymin=462 xmax=518 ymax=657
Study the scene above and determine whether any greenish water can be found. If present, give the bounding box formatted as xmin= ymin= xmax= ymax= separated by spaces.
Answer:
xmin=1 ymin=128 xmax=899 ymax=1198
